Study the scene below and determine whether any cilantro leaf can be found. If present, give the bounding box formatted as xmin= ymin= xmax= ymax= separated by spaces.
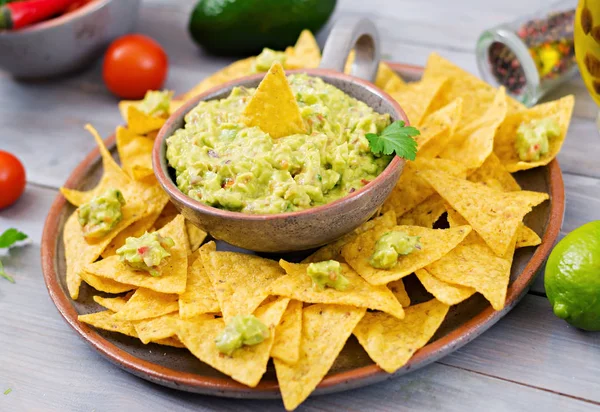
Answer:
xmin=0 ymin=261 xmax=14 ymax=284
xmin=3 ymin=388 xmax=11 ymax=395
xmin=0 ymin=228 xmax=28 ymax=248
xmin=366 ymin=120 xmax=420 ymax=161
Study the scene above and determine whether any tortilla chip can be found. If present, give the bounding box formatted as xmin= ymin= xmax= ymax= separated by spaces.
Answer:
xmin=342 ymin=224 xmax=471 ymax=285
xmin=353 ymin=299 xmax=449 ymax=373
xmin=493 ymin=95 xmax=574 ymax=172
xmin=467 ymin=153 xmax=521 ymax=192
xmin=242 ymin=61 xmax=306 ymax=138
xmin=272 ymin=261 xmax=405 ymax=319
xmin=152 ymin=337 xmax=186 ymax=348
xmin=516 ymin=224 xmax=542 ymax=248
xmin=389 ymin=76 xmax=448 ymax=126
xmin=127 ymin=105 xmax=166 ymax=135
xmin=179 ymin=242 xmax=220 ymax=319
xmin=416 ymin=98 xmax=463 ymax=158
xmin=115 ymin=126 xmax=154 ymax=181
xmin=81 ymin=215 xmax=189 ymax=294
xmin=185 ymin=220 xmax=207 ymax=253
xmin=381 ymin=158 xmax=467 ymax=219
xmin=271 ymin=299 xmax=303 ymax=364
xmin=80 ymin=270 xmax=136 ymax=294
xmin=93 ymin=295 xmax=130 ymax=312
xmin=440 ymin=87 xmax=508 ymax=169
xmin=154 ymin=202 xmax=179 ymax=229
xmin=101 ymin=210 xmax=161 ymax=258
xmin=112 ymin=288 xmax=179 ymax=321
xmin=204 ymin=251 xmax=285 ymax=321
xmin=387 ymin=279 xmax=411 ymax=307
xmin=275 ymin=304 xmax=366 ymax=411
xmin=344 ymin=54 xmax=405 ymax=90
xmin=383 ymin=73 xmax=406 ymax=94
xmin=177 ymin=297 xmax=289 ymax=387
xmin=78 ymin=310 xmax=138 ymax=338
xmin=302 ymin=210 xmax=397 ymax=263
xmin=423 ymin=53 xmax=524 ymax=126
xmin=285 ymin=30 xmax=320 ymax=69
xmin=420 ymin=169 xmax=548 ymax=256
xmin=132 ymin=312 xmax=207 ymax=345
xmin=60 ymin=124 xmax=132 ymax=207
xmin=397 ymin=194 xmax=446 ymax=228
xmin=415 ymin=269 xmax=475 ymax=305
xmin=183 ymin=57 xmax=256 ymax=101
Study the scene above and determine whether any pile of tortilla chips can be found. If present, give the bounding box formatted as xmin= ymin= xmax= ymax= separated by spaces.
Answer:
xmin=62 ymin=31 xmax=574 ymax=411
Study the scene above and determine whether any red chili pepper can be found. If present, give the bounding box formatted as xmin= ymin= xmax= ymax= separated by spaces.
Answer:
xmin=0 ymin=0 xmax=76 ymax=30
xmin=137 ymin=246 xmax=149 ymax=255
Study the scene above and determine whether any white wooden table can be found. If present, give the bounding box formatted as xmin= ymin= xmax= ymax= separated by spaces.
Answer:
xmin=1 ymin=1 xmax=599 ymax=410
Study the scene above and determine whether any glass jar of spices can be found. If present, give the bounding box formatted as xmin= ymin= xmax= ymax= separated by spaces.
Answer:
xmin=476 ymin=1 xmax=577 ymax=107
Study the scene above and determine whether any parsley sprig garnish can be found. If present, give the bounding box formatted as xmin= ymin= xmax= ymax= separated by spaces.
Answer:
xmin=366 ymin=120 xmax=420 ymax=161
xmin=0 ymin=228 xmax=28 ymax=283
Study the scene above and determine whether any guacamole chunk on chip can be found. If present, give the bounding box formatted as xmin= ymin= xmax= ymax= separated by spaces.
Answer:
xmin=112 ymin=288 xmax=179 ymax=321
xmin=275 ymin=304 xmax=366 ymax=411
xmin=389 ymin=76 xmax=448 ymax=126
xmin=176 ymin=297 xmax=289 ymax=388
xmin=81 ymin=215 xmax=188 ymax=294
xmin=341 ymin=225 xmax=472 ymax=285
xmin=493 ymin=95 xmax=574 ymax=172
xmin=271 ymin=299 xmax=303 ymax=364
xmin=415 ymin=269 xmax=475 ymax=306
xmin=353 ymin=299 xmax=449 ymax=373
xmin=115 ymin=126 xmax=154 ymax=181
xmin=102 ymin=210 xmax=161 ymax=258
xmin=271 ymin=260 xmax=405 ymax=319
xmin=179 ymin=242 xmax=220 ymax=319
xmin=420 ymin=169 xmax=548 ymax=256
xmin=416 ymin=98 xmax=463 ymax=158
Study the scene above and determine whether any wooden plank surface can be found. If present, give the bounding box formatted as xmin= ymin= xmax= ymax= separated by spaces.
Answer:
xmin=1 ymin=0 xmax=599 ymax=410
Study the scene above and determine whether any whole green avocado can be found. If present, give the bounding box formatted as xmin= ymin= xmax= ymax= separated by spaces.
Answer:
xmin=188 ymin=0 xmax=337 ymax=56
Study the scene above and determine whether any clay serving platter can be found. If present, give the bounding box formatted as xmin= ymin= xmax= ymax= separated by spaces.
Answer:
xmin=41 ymin=63 xmax=564 ymax=398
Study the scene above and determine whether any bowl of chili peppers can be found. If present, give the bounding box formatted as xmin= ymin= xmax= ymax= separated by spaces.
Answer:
xmin=0 ymin=0 xmax=140 ymax=79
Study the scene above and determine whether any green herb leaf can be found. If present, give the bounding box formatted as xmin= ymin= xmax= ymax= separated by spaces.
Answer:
xmin=366 ymin=120 xmax=420 ymax=161
xmin=0 ymin=228 xmax=28 ymax=248
xmin=0 ymin=261 xmax=14 ymax=284
xmin=3 ymin=388 xmax=11 ymax=395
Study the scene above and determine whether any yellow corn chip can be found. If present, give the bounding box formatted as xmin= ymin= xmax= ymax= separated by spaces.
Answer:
xmin=285 ymin=30 xmax=320 ymax=69
xmin=423 ymin=53 xmax=524 ymax=126
xmin=353 ymin=299 xmax=449 ymax=373
xmin=440 ymin=87 xmax=508 ymax=169
xmin=272 ymin=261 xmax=405 ymax=319
xmin=101 ymin=210 xmax=161 ymax=258
xmin=179 ymin=242 xmax=220 ymax=319
xmin=494 ymin=95 xmax=574 ymax=172
xmin=112 ymin=288 xmax=179 ymax=321
xmin=153 ymin=337 xmax=185 ymax=348
xmin=80 ymin=270 xmax=136 ymax=294
xmin=153 ymin=202 xmax=179 ymax=229
xmin=93 ymin=295 xmax=130 ymax=312
xmin=341 ymin=225 xmax=472 ymax=285
xmin=82 ymin=215 xmax=189 ymax=294
xmin=302 ymin=210 xmax=396 ymax=263
xmin=416 ymin=98 xmax=463 ymax=158
xmin=183 ymin=57 xmax=256 ymax=101
xmin=383 ymin=73 xmax=406 ymax=94
xmin=397 ymin=194 xmax=446 ymax=228
xmin=177 ymin=297 xmax=290 ymax=387
xmin=415 ymin=269 xmax=475 ymax=305
xmin=185 ymin=220 xmax=207 ymax=253
xmin=344 ymin=54 xmax=405 ymax=90
xmin=204 ymin=251 xmax=284 ymax=321
xmin=387 ymin=279 xmax=411 ymax=307
xmin=127 ymin=105 xmax=166 ymax=135
xmin=468 ymin=153 xmax=521 ymax=192
xmin=133 ymin=312 xmax=179 ymax=343
xmin=115 ymin=126 xmax=154 ymax=181
xmin=78 ymin=310 xmax=138 ymax=338
xmin=271 ymin=299 xmax=303 ymax=364
xmin=242 ymin=62 xmax=306 ymax=138
xmin=420 ymin=169 xmax=548 ymax=256
xmin=516 ymin=224 xmax=541 ymax=248
xmin=381 ymin=158 xmax=467 ymax=219
xmin=390 ymin=76 xmax=448 ymax=126
xmin=275 ymin=304 xmax=366 ymax=411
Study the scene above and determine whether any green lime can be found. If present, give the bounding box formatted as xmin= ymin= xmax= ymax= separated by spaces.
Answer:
xmin=545 ymin=221 xmax=600 ymax=331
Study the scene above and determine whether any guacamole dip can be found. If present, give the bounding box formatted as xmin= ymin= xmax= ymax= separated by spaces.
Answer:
xmin=166 ymin=74 xmax=392 ymax=214
xmin=370 ymin=231 xmax=421 ymax=269
xmin=215 ymin=315 xmax=270 ymax=356
xmin=78 ymin=188 xmax=125 ymax=239
xmin=116 ymin=231 xmax=175 ymax=276
xmin=515 ymin=118 xmax=560 ymax=162
xmin=307 ymin=260 xmax=349 ymax=291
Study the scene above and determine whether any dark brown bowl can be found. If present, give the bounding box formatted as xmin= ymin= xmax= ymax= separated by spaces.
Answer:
xmin=153 ymin=69 xmax=407 ymax=252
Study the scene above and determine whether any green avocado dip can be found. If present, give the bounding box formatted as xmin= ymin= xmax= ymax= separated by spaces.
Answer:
xmin=252 ymin=48 xmax=287 ymax=73
xmin=370 ymin=231 xmax=421 ymax=269
xmin=78 ymin=189 xmax=125 ymax=239
xmin=307 ymin=260 xmax=349 ymax=291
xmin=166 ymin=74 xmax=392 ymax=214
xmin=215 ymin=315 xmax=270 ymax=356
xmin=515 ymin=118 xmax=560 ymax=162
xmin=116 ymin=231 xmax=175 ymax=276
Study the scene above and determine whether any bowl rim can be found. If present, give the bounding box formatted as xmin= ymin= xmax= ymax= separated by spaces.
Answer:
xmin=153 ymin=68 xmax=408 ymax=221
xmin=0 ymin=0 xmax=110 ymax=36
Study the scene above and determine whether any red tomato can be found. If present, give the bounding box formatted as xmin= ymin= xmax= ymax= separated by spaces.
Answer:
xmin=0 ymin=151 xmax=26 ymax=209
xmin=102 ymin=34 xmax=168 ymax=99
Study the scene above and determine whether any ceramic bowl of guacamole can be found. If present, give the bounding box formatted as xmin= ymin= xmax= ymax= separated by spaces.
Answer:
xmin=154 ymin=17 xmax=408 ymax=252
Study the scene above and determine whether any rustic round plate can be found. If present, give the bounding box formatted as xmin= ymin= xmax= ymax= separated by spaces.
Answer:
xmin=41 ymin=63 xmax=565 ymax=399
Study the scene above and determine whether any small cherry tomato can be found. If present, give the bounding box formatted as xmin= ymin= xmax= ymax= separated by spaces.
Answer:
xmin=102 ymin=34 xmax=168 ymax=99
xmin=0 ymin=151 xmax=26 ymax=209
